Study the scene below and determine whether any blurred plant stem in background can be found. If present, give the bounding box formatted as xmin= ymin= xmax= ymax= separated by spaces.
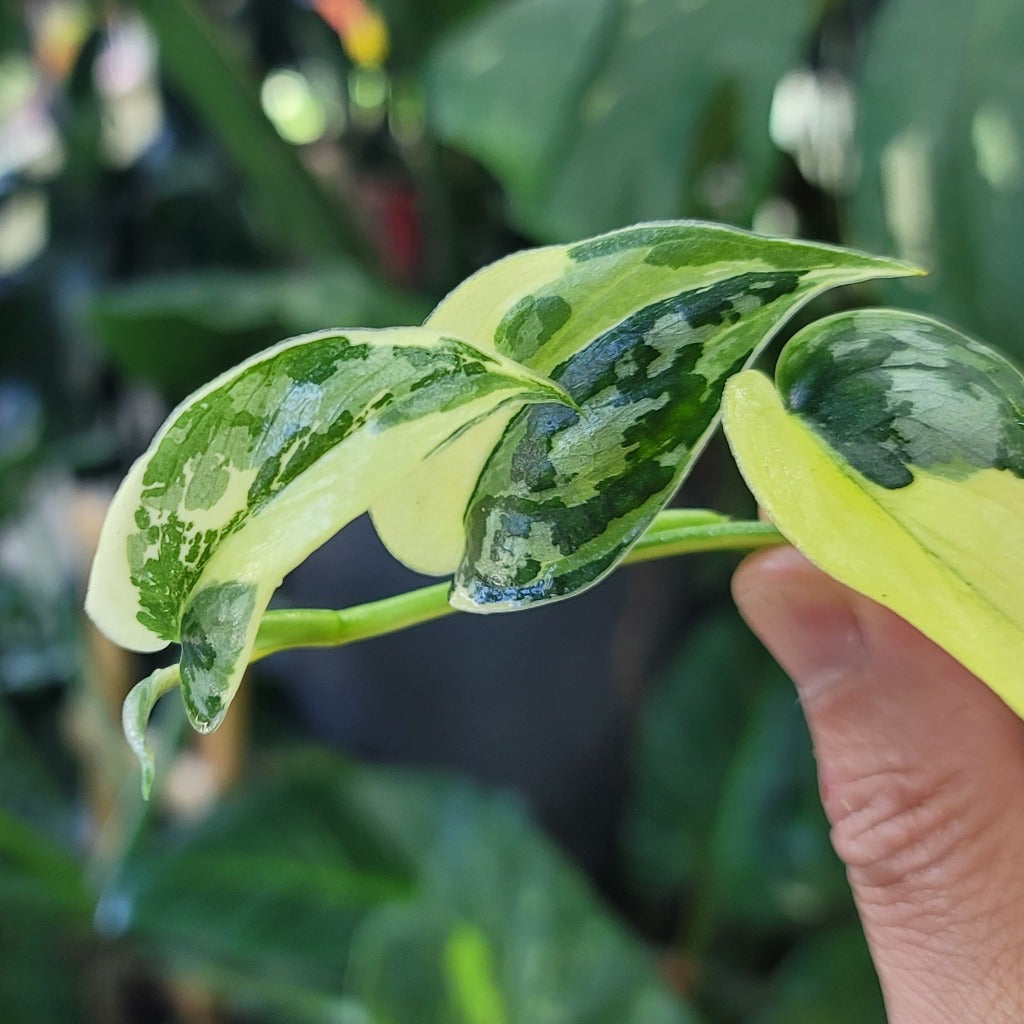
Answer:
xmin=130 ymin=0 xmax=371 ymax=262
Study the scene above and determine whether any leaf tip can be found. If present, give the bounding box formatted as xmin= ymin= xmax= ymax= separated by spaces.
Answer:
xmin=894 ymin=260 xmax=929 ymax=279
xmin=121 ymin=664 xmax=182 ymax=800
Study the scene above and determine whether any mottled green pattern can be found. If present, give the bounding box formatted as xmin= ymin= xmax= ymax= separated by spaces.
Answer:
xmin=179 ymin=582 xmax=257 ymax=727
xmin=90 ymin=326 xmax=569 ymax=736
xmin=492 ymin=222 xmax=907 ymax=372
xmin=457 ymin=273 xmax=801 ymax=604
xmin=451 ymin=223 xmax=913 ymax=609
xmin=372 ymin=222 xmax=914 ymax=583
xmin=127 ymin=333 xmax=546 ymax=640
xmin=777 ymin=310 xmax=1024 ymax=489
xmin=88 ymin=222 xmax=919 ymax=766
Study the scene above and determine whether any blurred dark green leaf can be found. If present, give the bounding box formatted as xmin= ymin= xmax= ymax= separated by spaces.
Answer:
xmin=88 ymin=264 xmax=430 ymax=399
xmin=0 ymin=482 xmax=82 ymax=696
xmin=121 ymin=751 xmax=417 ymax=1000
xmin=347 ymin=786 xmax=704 ymax=1024
xmin=0 ymin=873 xmax=91 ymax=1024
xmin=0 ymin=380 xmax=44 ymax=518
xmin=626 ymin=612 xmax=848 ymax=939
xmin=708 ymin=685 xmax=847 ymax=932
xmin=375 ymin=0 xmax=491 ymax=69
xmin=121 ymin=751 xmax=700 ymax=1022
xmin=0 ymin=707 xmax=92 ymax=1024
xmin=0 ymin=572 xmax=80 ymax=694
xmin=428 ymin=0 xmax=816 ymax=241
xmin=0 ymin=4 xmax=26 ymax=52
xmin=850 ymin=0 xmax=1024 ymax=358
xmin=626 ymin=613 xmax=768 ymax=892
xmin=0 ymin=700 xmax=72 ymax=834
xmin=745 ymin=925 xmax=885 ymax=1024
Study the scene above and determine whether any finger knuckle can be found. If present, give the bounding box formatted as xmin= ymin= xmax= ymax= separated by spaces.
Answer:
xmin=823 ymin=762 xmax=976 ymax=895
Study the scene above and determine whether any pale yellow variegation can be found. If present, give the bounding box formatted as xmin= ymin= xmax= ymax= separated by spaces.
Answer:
xmin=86 ymin=326 xmax=567 ymax=735
xmin=723 ymin=310 xmax=1024 ymax=716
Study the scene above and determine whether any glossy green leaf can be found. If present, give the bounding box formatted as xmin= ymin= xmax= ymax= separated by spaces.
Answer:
xmin=371 ymin=222 xmax=915 ymax=611
xmin=428 ymin=0 xmax=817 ymax=240
xmin=85 ymin=327 xmax=567 ymax=735
xmin=850 ymin=0 xmax=1024 ymax=360
xmin=723 ymin=309 xmax=1024 ymax=716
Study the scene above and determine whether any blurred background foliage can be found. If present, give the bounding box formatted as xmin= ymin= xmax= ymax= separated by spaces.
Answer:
xmin=0 ymin=0 xmax=1019 ymax=1020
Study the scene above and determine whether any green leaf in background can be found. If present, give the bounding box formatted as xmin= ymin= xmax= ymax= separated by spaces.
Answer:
xmin=723 ymin=308 xmax=1024 ymax=717
xmin=346 ymin=785 xmax=704 ymax=1024
xmin=0 ymin=706 xmax=92 ymax=1024
xmin=708 ymin=685 xmax=846 ymax=932
xmin=625 ymin=613 xmax=847 ymax=939
xmin=427 ymin=0 xmax=817 ymax=241
xmin=625 ymin=613 xmax=768 ymax=893
xmin=374 ymin=0 xmax=490 ymax=69
xmin=744 ymin=925 xmax=885 ymax=1024
xmin=0 ymin=701 xmax=72 ymax=838
xmin=850 ymin=0 xmax=1024 ymax=360
xmin=88 ymin=265 xmax=430 ymax=401
xmin=120 ymin=752 xmax=416 ymax=1006
xmin=86 ymin=327 xmax=567 ymax=737
xmin=0 ymin=867 xmax=91 ymax=1024
xmin=371 ymin=222 xmax=913 ymax=611
xmin=117 ymin=752 xmax=700 ymax=1023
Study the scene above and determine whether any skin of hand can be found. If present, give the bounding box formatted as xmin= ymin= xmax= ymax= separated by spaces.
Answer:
xmin=732 ymin=546 xmax=1024 ymax=1024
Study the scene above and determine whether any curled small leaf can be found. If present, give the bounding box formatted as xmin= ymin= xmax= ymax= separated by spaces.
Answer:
xmin=122 ymin=664 xmax=181 ymax=798
xmin=87 ymin=327 xmax=569 ymax=779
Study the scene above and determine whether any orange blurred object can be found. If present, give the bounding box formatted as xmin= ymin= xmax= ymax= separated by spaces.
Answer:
xmin=30 ymin=0 xmax=92 ymax=80
xmin=313 ymin=0 xmax=389 ymax=67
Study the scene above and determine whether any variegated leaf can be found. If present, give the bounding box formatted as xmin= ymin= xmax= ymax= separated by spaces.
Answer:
xmin=374 ymin=222 xmax=917 ymax=610
xmin=722 ymin=309 xmax=1024 ymax=716
xmin=86 ymin=328 xmax=568 ymax=733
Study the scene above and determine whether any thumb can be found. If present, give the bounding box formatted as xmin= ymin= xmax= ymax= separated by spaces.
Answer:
xmin=733 ymin=545 xmax=1024 ymax=1024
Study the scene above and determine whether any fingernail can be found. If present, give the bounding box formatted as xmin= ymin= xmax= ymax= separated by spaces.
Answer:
xmin=732 ymin=547 xmax=867 ymax=699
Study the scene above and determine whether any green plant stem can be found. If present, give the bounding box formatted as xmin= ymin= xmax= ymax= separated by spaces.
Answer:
xmin=126 ymin=510 xmax=784 ymax=796
xmin=251 ymin=510 xmax=784 ymax=660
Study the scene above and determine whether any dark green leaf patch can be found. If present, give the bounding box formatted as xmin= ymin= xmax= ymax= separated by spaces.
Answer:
xmin=777 ymin=310 xmax=1024 ymax=489
xmin=494 ymin=294 xmax=573 ymax=364
xmin=455 ymin=271 xmax=810 ymax=607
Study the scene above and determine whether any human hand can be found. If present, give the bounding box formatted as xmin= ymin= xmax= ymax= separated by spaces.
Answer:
xmin=733 ymin=546 xmax=1024 ymax=1024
